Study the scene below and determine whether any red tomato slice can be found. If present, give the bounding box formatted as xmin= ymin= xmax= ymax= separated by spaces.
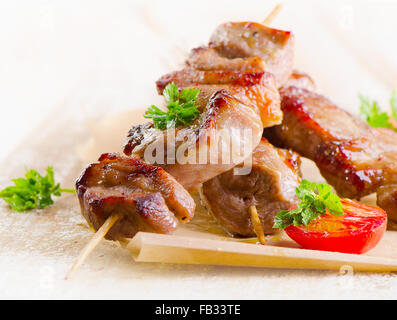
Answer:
xmin=285 ymin=199 xmax=387 ymax=254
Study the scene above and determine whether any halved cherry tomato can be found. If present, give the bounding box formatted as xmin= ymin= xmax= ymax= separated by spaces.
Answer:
xmin=285 ymin=199 xmax=387 ymax=254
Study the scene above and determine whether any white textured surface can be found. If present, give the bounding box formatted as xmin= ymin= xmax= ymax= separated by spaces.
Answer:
xmin=1 ymin=0 xmax=397 ymax=299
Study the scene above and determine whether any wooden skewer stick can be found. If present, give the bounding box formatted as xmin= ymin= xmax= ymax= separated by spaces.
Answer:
xmin=247 ymin=5 xmax=283 ymax=244
xmin=65 ymin=213 xmax=120 ymax=279
xmin=263 ymin=4 xmax=283 ymax=26
xmin=249 ymin=205 xmax=266 ymax=245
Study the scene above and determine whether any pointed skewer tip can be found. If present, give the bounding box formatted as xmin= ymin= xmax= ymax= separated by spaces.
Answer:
xmin=64 ymin=213 xmax=120 ymax=280
xmin=263 ymin=4 xmax=283 ymax=26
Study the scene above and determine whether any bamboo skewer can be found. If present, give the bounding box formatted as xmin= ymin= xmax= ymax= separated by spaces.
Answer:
xmin=122 ymin=232 xmax=397 ymax=272
xmin=263 ymin=4 xmax=283 ymax=26
xmin=65 ymin=213 xmax=120 ymax=279
xmin=249 ymin=205 xmax=266 ymax=245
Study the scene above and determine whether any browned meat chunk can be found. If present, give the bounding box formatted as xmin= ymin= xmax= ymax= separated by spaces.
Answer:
xmin=264 ymin=87 xmax=370 ymax=165
xmin=200 ymin=138 xmax=301 ymax=236
xmin=124 ymin=90 xmax=263 ymax=191
xmin=209 ymin=22 xmax=294 ymax=85
xmin=76 ymin=153 xmax=195 ymax=240
xmin=156 ymin=68 xmax=282 ymax=128
xmin=263 ymin=86 xmax=397 ymax=223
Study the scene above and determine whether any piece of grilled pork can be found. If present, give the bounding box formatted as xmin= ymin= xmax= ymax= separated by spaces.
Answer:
xmin=76 ymin=153 xmax=195 ymax=240
xmin=124 ymin=90 xmax=263 ymax=191
xmin=200 ymin=138 xmax=301 ymax=236
xmin=209 ymin=22 xmax=294 ymax=86
xmin=263 ymin=86 xmax=397 ymax=224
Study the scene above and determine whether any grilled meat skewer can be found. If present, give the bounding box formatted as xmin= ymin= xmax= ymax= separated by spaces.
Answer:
xmin=76 ymin=153 xmax=196 ymax=240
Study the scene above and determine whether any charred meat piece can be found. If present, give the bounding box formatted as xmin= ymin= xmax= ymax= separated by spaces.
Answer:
xmin=209 ymin=22 xmax=294 ymax=85
xmin=265 ymin=86 xmax=370 ymax=163
xmin=313 ymin=128 xmax=397 ymax=199
xmin=156 ymin=68 xmax=282 ymax=128
xmin=200 ymin=138 xmax=301 ymax=236
xmin=264 ymin=86 xmax=397 ymax=204
xmin=76 ymin=153 xmax=195 ymax=240
xmin=124 ymin=90 xmax=263 ymax=191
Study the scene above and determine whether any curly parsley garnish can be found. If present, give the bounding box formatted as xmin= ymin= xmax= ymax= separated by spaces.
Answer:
xmin=144 ymin=82 xmax=200 ymax=130
xmin=273 ymin=179 xmax=344 ymax=229
xmin=359 ymin=90 xmax=397 ymax=131
xmin=0 ymin=167 xmax=75 ymax=212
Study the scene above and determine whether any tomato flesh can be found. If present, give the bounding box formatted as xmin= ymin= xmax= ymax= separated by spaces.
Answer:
xmin=285 ymin=199 xmax=387 ymax=254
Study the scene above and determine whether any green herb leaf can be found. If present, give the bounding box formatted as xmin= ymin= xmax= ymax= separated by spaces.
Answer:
xmin=0 ymin=167 xmax=75 ymax=212
xmin=359 ymin=94 xmax=393 ymax=129
xmin=391 ymin=90 xmax=397 ymax=121
xmin=301 ymin=207 xmax=319 ymax=226
xmin=144 ymin=83 xmax=200 ymax=130
xmin=273 ymin=179 xmax=344 ymax=229
xmin=273 ymin=210 xmax=294 ymax=229
xmin=163 ymin=82 xmax=179 ymax=104
xmin=359 ymin=92 xmax=397 ymax=131
xmin=179 ymin=87 xmax=200 ymax=104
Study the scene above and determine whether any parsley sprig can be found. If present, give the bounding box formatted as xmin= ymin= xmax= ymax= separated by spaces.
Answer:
xmin=0 ymin=167 xmax=75 ymax=212
xmin=359 ymin=90 xmax=397 ymax=131
xmin=144 ymin=82 xmax=200 ymax=130
xmin=273 ymin=179 xmax=344 ymax=229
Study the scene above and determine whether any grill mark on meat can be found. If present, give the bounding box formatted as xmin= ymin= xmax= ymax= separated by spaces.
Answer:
xmin=315 ymin=140 xmax=384 ymax=197
xmin=76 ymin=153 xmax=195 ymax=240
xmin=122 ymin=123 xmax=154 ymax=157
